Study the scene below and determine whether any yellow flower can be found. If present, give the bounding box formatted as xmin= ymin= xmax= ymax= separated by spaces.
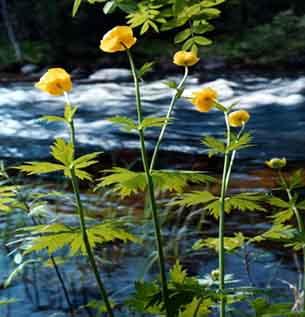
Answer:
xmin=191 ymin=87 xmax=218 ymax=112
xmin=265 ymin=158 xmax=287 ymax=169
xmin=228 ymin=110 xmax=250 ymax=127
xmin=173 ymin=50 xmax=199 ymax=67
xmin=100 ymin=26 xmax=137 ymax=53
xmin=35 ymin=68 xmax=72 ymax=96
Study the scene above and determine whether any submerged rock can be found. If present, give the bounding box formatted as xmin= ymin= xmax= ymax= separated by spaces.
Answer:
xmin=20 ymin=64 xmax=39 ymax=75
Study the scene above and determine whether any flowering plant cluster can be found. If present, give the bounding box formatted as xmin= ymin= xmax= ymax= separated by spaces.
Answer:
xmin=1 ymin=3 xmax=305 ymax=317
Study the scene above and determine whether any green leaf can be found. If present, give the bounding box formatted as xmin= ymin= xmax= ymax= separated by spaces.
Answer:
xmin=137 ymin=62 xmax=154 ymax=78
xmin=0 ymin=186 xmax=17 ymax=212
xmin=193 ymin=232 xmax=246 ymax=252
xmin=0 ymin=298 xmax=17 ymax=306
xmin=126 ymin=281 xmax=161 ymax=314
xmin=225 ymin=193 xmax=266 ymax=213
xmin=271 ymin=209 xmax=294 ymax=224
xmin=64 ymin=104 xmax=78 ymax=123
xmin=201 ymin=8 xmax=221 ymax=19
xmin=40 ymin=115 xmax=66 ymax=123
xmin=169 ymin=261 xmax=187 ymax=284
xmin=193 ymin=36 xmax=212 ymax=46
xmin=103 ymin=0 xmax=117 ymax=14
xmin=108 ymin=116 xmax=137 ymax=132
xmin=164 ymin=80 xmax=178 ymax=89
xmin=228 ymin=132 xmax=253 ymax=152
xmin=72 ymin=0 xmax=82 ymax=16
xmin=202 ymin=136 xmax=225 ymax=157
xmin=23 ymin=222 xmax=139 ymax=256
xmin=268 ymin=196 xmax=290 ymax=208
xmin=200 ymin=0 xmax=226 ymax=8
xmin=73 ymin=152 xmax=102 ymax=169
xmin=178 ymin=297 xmax=212 ymax=317
xmin=97 ymin=168 xmax=215 ymax=197
xmin=170 ymin=191 xmax=217 ymax=207
xmin=140 ymin=117 xmax=169 ymax=129
xmin=16 ymin=162 xmax=65 ymax=175
xmin=51 ymin=138 xmax=74 ymax=166
xmin=174 ymin=28 xmax=192 ymax=43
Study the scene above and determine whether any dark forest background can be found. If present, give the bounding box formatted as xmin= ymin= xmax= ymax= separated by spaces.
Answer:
xmin=1 ymin=0 xmax=305 ymax=72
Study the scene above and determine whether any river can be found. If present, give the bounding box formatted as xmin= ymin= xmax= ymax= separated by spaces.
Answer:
xmin=0 ymin=69 xmax=305 ymax=316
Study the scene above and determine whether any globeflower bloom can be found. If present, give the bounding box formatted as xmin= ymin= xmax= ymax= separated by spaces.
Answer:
xmin=228 ymin=110 xmax=250 ymax=127
xmin=100 ymin=26 xmax=137 ymax=53
xmin=191 ymin=87 xmax=218 ymax=112
xmin=35 ymin=68 xmax=72 ymax=96
xmin=173 ymin=50 xmax=199 ymax=67
xmin=265 ymin=157 xmax=287 ymax=169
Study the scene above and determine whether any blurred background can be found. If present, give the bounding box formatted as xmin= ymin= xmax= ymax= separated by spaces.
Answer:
xmin=1 ymin=0 xmax=305 ymax=72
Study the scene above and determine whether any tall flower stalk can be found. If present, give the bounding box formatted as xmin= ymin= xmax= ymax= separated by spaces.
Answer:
xmin=97 ymin=26 xmax=201 ymax=316
xmin=150 ymin=66 xmax=188 ymax=172
xmin=65 ymin=93 xmax=115 ymax=317
xmin=190 ymin=87 xmax=250 ymax=316
xmin=126 ymin=49 xmax=171 ymax=317
xmin=218 ymin=110 xmax=230 ymax=317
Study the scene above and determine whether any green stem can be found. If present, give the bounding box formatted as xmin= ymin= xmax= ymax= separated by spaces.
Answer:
xmin=224 ymin=124 xmax=245 ymax=192
xmin=149 ymin=66 xmax=188 ymax=172
xmin=126 ymin=49 xmax=170 ymax=317
xmin=10 ymin=174 xmax=75 ymax=316
xmin=68 ymin=117 xmax=114 ymax=317
xmin=219 ymin=111 xmax=231 ymax=317
xmin=279 ymin=171 xmax=305 ymax=311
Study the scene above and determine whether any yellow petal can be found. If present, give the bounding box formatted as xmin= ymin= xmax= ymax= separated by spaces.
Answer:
xmin=100 ymin=25 xmax=137 ymax=53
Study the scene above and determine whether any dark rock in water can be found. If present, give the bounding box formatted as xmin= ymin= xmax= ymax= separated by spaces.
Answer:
xmin=201 ymin=57 xmax=226 ymax=71
xmin=20 ymin=64 xmax=39 ymax=75
xmin=286 ymin=55 xmax=305 ymax=68
xmin=71 ymin=67 xmax=91 ymax=78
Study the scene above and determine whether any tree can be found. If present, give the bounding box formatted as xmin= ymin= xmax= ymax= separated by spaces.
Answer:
xmin=0 ymin=0 xmax=22 ymax=62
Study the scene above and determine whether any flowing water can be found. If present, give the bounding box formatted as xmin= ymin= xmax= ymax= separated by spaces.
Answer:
xmin=0 ymin=70 xmax=305 ymax=162
xmin=0 ymin=70 xmax=305 ymax=316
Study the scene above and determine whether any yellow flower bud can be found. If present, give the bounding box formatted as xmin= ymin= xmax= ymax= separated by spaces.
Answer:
xmin=265 ymin=158 xmax=287 ymax=169
xmin=211 ymin=269 xmax=220 ymax=281
xmin=35 ymin=68 xmax=72 ymax=96
xmin=228 ymin=110 xmax=250 ymax=127
xmin=100 ymin=26 xmax=137 ymax=53
xmin=191 ymin=87 xmax=218 ymax=112
xmin=173 ymin=50 xmax=200 ymax=67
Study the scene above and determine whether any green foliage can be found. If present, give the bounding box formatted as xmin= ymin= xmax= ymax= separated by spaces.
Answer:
xmin=228 ymin=132 xmax=253 ymax=152
xmin=16 ymin=138 xmax=101 ymax=181
xmin=86 ymin=299 xmax=117 ymax=315
xmin=202 ymin=136 xmax=225 ymax=157
xmin=250 ymin=297 xmax=299 ymax=317
xmin=127 ymin=261 xmax=215 ymax=316
xmin=284 ymin=169 xmax=305 ymax=190
xmin=22 ymin=222 xmax=139 ymax=256
xmin=140 ymin=117 xmax=170 ymax=129
xmin=173 ymin=191 xmax=265 ymax=218
xmin=193 ymin=232 xmax=246 ymax=252
xmin=205 ymin=10 xmax=305 ymax=66
xmin=136 ymin=61 xmax=155 ymax=79
xmin=170 ymin=190 xmax=217 ymax=207
xmin=42 ymin=104 xmax=78 ymax=125
xmin=0 ymin=298 xmax=17 ymax=306
xmin=202 ymin=132 xmax=252 ymax=157
xmin=74 ymin=0 xmax=224 ymax=50
xmin=108 ymin=116 xmax=137 ymax=132
xmin=97 ymin=168 xmax=215 ymax=197
xmin=0 ymin=185 xmax=18 ymax=212
xmin=178 ymin=297 xmax=212 ymax=317
xmin=108 ymin=115 xmax=171 ymax=132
